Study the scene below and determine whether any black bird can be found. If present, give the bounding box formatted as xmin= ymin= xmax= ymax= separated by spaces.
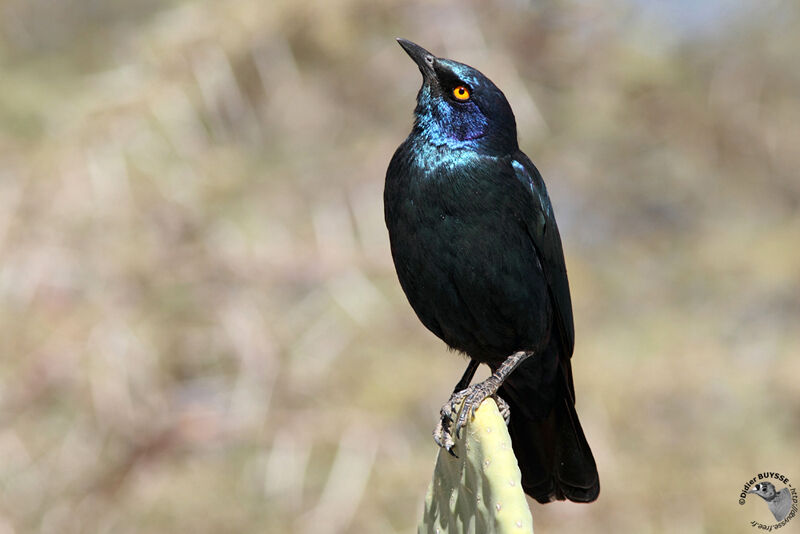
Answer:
xmin=384 ymin=39 xmax=599 ymax=504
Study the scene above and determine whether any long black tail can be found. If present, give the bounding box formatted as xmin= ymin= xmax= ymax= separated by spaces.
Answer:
xmin=498 ymin=355 xmax=599 ymax=503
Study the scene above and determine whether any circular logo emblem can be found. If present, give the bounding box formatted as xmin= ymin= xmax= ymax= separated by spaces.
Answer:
xmin=739 ymin=471 xmax=797 ymax=529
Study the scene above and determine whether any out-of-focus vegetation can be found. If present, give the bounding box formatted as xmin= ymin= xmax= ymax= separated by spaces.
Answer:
xmin=1 ymin=0 xmax=798 ymax=532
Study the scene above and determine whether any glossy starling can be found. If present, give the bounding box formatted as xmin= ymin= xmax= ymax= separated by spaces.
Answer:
xmin=384 ymin=39 xmax=599 ymax=503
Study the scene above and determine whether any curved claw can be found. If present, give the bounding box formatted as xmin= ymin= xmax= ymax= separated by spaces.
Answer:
xmin=433 ymin=388 xmax=470 ymax=454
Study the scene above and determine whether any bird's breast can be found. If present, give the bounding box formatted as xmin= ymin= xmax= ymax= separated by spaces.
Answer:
xmin=385 ymin=153 xmax=551 ymax=361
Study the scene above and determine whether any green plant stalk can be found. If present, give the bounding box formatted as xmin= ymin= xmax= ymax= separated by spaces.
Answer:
xmin=418 ymin=398 xmax=534 ymax=534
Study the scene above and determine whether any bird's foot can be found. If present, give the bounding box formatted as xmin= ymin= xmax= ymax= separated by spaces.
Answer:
xmin=451 ymin=374 xmax=504 ymax=439
xmin=433 ymin=387 xmax=469 ymax=455
xmin=432 ymin=378 xmax=509 ymax=456
xmin=432 ymin=351 xmax=533 ymax=455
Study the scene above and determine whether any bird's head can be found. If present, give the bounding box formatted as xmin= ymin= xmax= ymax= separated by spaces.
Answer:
xmin=397 ymin=38 xmax=518 ymax=156
xmin=749 ymin=482 xmax=777 ymax=501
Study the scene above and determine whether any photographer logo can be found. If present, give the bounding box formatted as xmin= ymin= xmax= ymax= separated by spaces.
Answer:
xmin=739 ymin=471 xmax=797 ymax=530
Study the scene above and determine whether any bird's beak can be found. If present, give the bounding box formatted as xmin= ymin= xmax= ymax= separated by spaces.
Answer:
xmin=396 ymin=38 xmax=436 ymax=80
xmin=748 ymin=488 xmax=758 ymax=494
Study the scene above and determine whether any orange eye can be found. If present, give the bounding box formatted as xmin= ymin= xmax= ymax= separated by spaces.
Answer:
xmin=452 ymin=86 xmax=470 ymax=101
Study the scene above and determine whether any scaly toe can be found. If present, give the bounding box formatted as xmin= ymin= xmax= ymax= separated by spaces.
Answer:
xmin=454 ymin=393 xmax=479 ymax=438
xmin=494 ymin=395 xmax=511 ymax=425
xmin=433 ymin=419 xmax=458 ymax=456
xmin=454 ymin=379 xmax=502 ymax=438
xmin=433 ymin=418 xmax=446 ymax=448
xmin=433 ymin=388 xmax=472 ymax=453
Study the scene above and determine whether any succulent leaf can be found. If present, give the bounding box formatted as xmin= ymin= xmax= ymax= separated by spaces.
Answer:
xmin=418 ymin=398 xmax=534 ymax=534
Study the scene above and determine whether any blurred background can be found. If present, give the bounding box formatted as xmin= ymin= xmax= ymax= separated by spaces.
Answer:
xmin=1 ymin=0 xmax=799 ymax=532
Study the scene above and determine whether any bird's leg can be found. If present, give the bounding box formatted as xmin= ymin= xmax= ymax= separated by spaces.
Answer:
xmin=452 ymin=358 xmax=480 ymax=392
xmin=433 ymin=359 xmax=479 ymax=455
xmin=451 ymin=351 xmax=533 ymax=439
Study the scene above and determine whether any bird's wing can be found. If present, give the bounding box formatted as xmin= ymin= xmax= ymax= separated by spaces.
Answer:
xmin=508 ymin=153 xmax=575 ymax=358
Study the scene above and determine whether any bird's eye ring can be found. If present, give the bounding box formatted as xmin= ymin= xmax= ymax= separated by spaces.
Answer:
xmin=452 ymin=86 xmax=470 ymax=101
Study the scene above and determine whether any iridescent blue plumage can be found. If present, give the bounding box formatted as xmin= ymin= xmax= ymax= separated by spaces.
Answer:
xmin=384 ymin=39 xmax=599 ymax=504
xmin=406 ymin=48 xmax=517 ymax=156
